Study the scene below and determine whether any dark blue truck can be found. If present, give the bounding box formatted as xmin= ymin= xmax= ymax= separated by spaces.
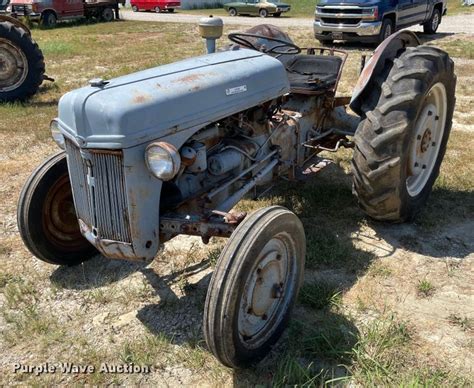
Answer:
xmin=314 ymin=0 xmax=448 ymax=44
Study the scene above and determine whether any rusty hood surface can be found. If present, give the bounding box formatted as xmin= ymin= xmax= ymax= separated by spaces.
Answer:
xmin=58 ymin=48 xmax=290 ymax=149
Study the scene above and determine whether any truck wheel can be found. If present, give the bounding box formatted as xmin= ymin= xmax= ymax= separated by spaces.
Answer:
xmin=154 ymin=6 xmax=161 ymax=13
xmin=203 ymin=206 xmax=305 ymax=368
xmin=423 ymin=8 xmax=441 ymax=34
xmin=228 ymin=8 xmax=237 ymax=17
xmin=132 ymin=5 xmax=138 ymax=12
xmin=259 ymin=9 xmax=268 ymax=18
xmin=378 ymin=18 xmax=393 ymax=44
xmin=0 ymin=20 xmax=45 ymax=102
xmin=41 ymin=11 xmax=57 ymax=28
xmin=17 ymin=152 xmax=98 ymax=266
xmin=101 ymin=7 xmax=114 ymax=22
xmin=351 ymin=46 xmax=456 ymax=222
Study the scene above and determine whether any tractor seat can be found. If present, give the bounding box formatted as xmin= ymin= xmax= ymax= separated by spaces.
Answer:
xmin=284 ymin=55 xmax=342 ymax=95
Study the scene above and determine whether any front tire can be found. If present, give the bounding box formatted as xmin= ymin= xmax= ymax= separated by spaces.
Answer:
xmin=41 ymin=11 xmax=57 ymax=28
xmin=17 ymin=152 xmax=98 ymax=265
xmin=259 ymin=8 xmax=268 ymax=18
xmin=228 ymin=8 xmax=237 ymax=17
xmin=423 ymin=8 xmax=441 ymax=34
xmin=351 ymin=46 xmax=456 ymax=222
xmin=0 ymin=20 xmax=45 ymax=102
xmin=154 ymin=6 xmax=161 ymax=13
xmin=131 ymin=5 xmax=138 ymax=12
xmin=378 ymin=18 xmax=394 ymax=44
xmin=203 ymin=206 xmax=305 ymax=368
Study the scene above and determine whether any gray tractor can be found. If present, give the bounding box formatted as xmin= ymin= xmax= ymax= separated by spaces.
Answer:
xmin=17 ymin=18 xmax=456 ymax=368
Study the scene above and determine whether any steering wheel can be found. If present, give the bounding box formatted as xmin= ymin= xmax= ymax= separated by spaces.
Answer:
xmin=228 ymin=32 xmax=301 ymax=55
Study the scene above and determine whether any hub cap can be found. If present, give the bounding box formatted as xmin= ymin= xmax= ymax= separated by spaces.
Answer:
xmin=432 ymin=12 xmax=439 ymax=31
xmin=238 ymin=232 xmax=298 ymax=349
xmin=406 ymin=82 xmax=447 ymax=197
xmin=0 ymin=38 xmax=28 ymax=92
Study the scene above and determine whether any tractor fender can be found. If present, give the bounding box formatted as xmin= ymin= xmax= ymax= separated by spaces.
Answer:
xmin=0 ymin=14 xmax=31 ymax=35
xmin=350 ymin=30 xmax=420 ymax=116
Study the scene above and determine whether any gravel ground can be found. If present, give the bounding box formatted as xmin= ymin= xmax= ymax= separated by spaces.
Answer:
xmin=121 ymin=11 xmax=474 ymax=34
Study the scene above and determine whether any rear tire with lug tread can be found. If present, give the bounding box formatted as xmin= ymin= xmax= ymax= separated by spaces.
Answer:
xmin=17 ymin=152 xmax=98 ymax=265
xmin=351 ymin=45 xmax=456 ymax=222
xmin=203 ymin=206 xmax=305 ymax=368
xmin=0 ymin=20 xmax=45 ymax=102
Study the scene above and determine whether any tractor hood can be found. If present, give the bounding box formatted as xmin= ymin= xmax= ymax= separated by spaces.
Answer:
xmin=57 ymin=48 xmax=290 ymax=149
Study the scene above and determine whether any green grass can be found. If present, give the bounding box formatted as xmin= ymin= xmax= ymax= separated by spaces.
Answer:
xmin=417 ymin=279 xmax=436 ymax=297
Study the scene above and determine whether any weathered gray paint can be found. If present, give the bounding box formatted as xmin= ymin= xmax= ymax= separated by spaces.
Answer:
xmin=58 ymin=48 xmax=290 ymax=261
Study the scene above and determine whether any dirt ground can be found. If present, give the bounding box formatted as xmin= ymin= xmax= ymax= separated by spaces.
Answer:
xmin=0 ymin=21 xmax=472 ymax=386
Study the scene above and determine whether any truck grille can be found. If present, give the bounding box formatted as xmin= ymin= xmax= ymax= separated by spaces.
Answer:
xmin=65 ymin=140 xmax=132 ymax=243
xmin=321 ymin=18 xmax=361 ymax=25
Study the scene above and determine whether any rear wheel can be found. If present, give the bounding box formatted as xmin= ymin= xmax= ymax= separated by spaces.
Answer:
xmin=0 ymin=20 xmax=45 ymax=102
xmin=203 ymin=206 xmax=305 ymax=368
xmin=132 ymin=5 xmax=138 ymax=12
xmin=351 ymin=46 xmax=456 ymax=222
xmin=259 ymin=8 xmax=268 ymax=18
xmin=423 ymin=8 xmax=441 ymax=34
xmin=17 ymin=152 xmax=98 ymax=265
xmin=155 ymin=6 xmax=161 ymax=13
xmin=101 ymin=7 xmax=114 ymax=22
xmin=228 ymin=8 xmax=237 ymax=17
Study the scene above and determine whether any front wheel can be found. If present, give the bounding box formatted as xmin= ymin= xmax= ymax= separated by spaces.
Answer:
xmin=259 ymin=8 xmax=268 ymax=18
xmin=154 ymin=6 xmax=161 ymax=13
xmin=351 ymin=46 xmax=456 ymax=222
xmin=228 ymin=8 xmax=237 ymax=17
xmin=41 ymin=11 xmax=57 ymax=28
xmin=17 ymin=152 xmax=98 ymax=265
xmin=131 ymin=5 xmax=138 ymax=12
xmin=423 ymin=8 xmax=441 ymax=34
xmin=378 ymin=18 xmax=394 ymax=44
xmin=203 ymin=206 xmax=306 ymax=368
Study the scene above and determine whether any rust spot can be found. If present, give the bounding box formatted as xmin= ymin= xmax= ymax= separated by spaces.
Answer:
xmin=133 ymin=94 xmax=152 ymax=104
xmin=173 ymin=73 xmax=206 ymax=83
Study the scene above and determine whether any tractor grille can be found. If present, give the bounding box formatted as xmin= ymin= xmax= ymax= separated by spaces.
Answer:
xmin=65 ymin=140 xmax=132 ymax=243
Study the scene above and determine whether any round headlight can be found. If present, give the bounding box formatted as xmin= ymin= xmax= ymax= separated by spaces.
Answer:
xmin=50 ymin=119 xmax=65 ymax=149
xmin=145 ymin=142 xmax=181 ymax=181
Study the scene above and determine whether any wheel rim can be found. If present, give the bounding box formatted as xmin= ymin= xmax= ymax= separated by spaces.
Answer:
xmin=432 ymin=12 xmax=439 ymax=31
xmin=406 ymin=82 xmax=447 ymax=197
xmin=155 ymin=6 xmax=160 ymax=12
xmin=230 ymin=9 xmax=236 ymax=16
xmin=260 ymin=10 xmax=267 ymax=17
xmin=42 ymin=174 xmax=88 ymax=251
xmin=0 ymin=38 xmax=28 ymax=93
xmin=238 ymin=232 xmax=298 ymax=349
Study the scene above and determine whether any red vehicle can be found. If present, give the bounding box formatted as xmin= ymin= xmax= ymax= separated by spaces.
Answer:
xmin=131 ymin=0 xmax=180 ymax=13
xmin=8 ymin=0 xmax=124 ymax=27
